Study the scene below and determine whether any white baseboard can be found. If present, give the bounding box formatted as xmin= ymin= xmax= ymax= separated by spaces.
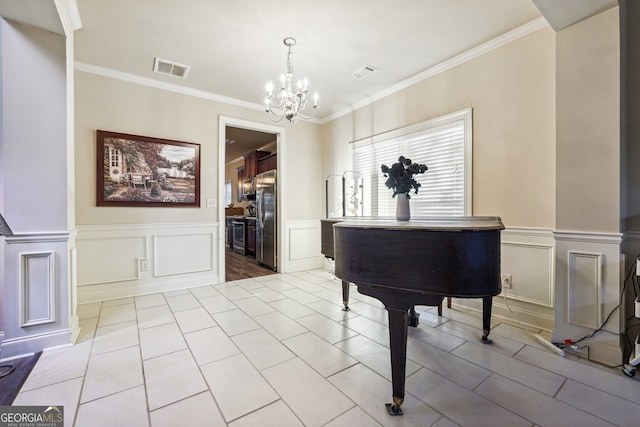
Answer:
xmin=0 ymin=329 xmax=74 ymax=359
xmin=78 ymin=273 xmax=222 ymax=304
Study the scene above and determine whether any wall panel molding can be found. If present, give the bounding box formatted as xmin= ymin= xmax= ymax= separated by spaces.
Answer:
xmin=501 ymin=242 xmax=555 ymax=307
xmin=500 ymin=227 xmax=555 ymax=308
xmin=555 ymin=230 xmax=623 ymax=244
xmin=76 ymin=223 xmax=220 ymax=303
xmin=154 ymin=232 xmax=214 ymax=277
xmin=567 ymin=251 xmax=603 ymax=329
xmin=20 ymin=251 xmax=56 ymax=327
xmin=285 ymin=220 xmax=323 ymax=272
xmin=77 ymin=235 xmax=148 ymax=285
xmin=553 ymin=229 xmax=622 ymax=365
xmin=6 ymin=231 xmax=70 ymax=244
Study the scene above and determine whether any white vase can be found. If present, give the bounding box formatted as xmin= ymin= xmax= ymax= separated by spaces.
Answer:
xmin=396 ymin=193 xmax=410 ymax=221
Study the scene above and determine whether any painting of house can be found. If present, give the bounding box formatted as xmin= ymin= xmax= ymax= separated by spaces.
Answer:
xmin=98 ymin=131 xmax=199 ymax=206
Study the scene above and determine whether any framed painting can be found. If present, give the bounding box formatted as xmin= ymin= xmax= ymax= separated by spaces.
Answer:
xmin=96 ymin=130 xmax=201 ymax=207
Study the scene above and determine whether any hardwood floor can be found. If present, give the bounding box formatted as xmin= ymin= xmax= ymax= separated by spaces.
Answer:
xmin=225 ymin=247 xmax=276 ymax=281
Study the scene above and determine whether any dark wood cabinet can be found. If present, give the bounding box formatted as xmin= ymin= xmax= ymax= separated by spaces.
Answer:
xmin=246 ymin=218 xmax=256 ymax=255
xmin=236 ymin=166 xmax=245 ymax=201
xmin=244 ymin=150 xmax=271 ymax=178
xmin=258 ymin=153 xmax=277 ymax=174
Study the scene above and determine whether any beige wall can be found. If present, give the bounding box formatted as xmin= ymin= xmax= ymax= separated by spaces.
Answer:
xmin=322 ymin=27 xmax=556 ymax=229
xmin=556 ymin=8 xmax=620 ymax=233
xmin=74 ymin=71 xmax=322 ymax=225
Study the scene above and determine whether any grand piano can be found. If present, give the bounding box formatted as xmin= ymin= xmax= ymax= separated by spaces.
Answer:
xmin=322 ymin=217 xmax=451 ymax=319
xmin=329 ymin=216 xmax=504 ymax=415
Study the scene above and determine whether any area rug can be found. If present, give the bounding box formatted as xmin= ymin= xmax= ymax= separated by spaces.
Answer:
xmin=0 ymin=352 xmax=41 ymax=405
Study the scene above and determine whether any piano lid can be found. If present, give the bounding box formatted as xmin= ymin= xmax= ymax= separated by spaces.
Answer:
xmin=333 ymin=216 xmax=504 ymax=231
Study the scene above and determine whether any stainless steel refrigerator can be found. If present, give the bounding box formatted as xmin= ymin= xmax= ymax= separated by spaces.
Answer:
xmin=256 ymin=169 xmax=277 ymax=270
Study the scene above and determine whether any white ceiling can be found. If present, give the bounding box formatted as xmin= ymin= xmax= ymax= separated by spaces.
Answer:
xmin=0 ymin=0 xmax=618 ymax=158
xmin=72 ymin=0 xmax=544 ymax=121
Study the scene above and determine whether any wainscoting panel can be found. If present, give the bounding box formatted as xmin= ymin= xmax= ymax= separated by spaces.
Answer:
xmin=285 ymin=220 xmax=323 ymax=272
xmin=554 ymin=230 xmax=623 ymax=365
xmin=154 ymin=232 xmax=214 ymax=277
xmin=76 ymin=223 xmax=220 ymax=303
xmin=76 ymin=236 xmax=147 ymax=285
xmin=567 ymin=251 xmax=602 ymax=329
xmin=21 ymin=251 xmax=55 ymax=327
xmin=501 ymin=242 xmax=554 ymax=307
xmin=2 ymin=232 xmax=75 ymax=358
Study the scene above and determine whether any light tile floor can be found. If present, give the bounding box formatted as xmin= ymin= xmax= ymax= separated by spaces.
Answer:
xmin=12 ymin=269 xmax=640 ymax=426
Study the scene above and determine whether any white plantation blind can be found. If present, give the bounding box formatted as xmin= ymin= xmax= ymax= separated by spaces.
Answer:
xmin=352 ymin=109 xmax=472 ymax=217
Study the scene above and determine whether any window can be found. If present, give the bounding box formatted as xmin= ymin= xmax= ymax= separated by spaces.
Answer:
xmin=224 ymin=180 xmax=232 ymax=207
xmin=109 ymin=147 xmax=121 ymax=169
xmin=351 ymin=108 xmax=472 ymax=217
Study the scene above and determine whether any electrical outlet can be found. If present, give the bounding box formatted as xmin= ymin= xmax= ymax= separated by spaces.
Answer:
xmin=206 ymin=198 xmax=216 ymax=208
xmin=501 ymin=273 xmax=512 ymax=289
xmin=139 ymin=258 xmax=149 ymax=271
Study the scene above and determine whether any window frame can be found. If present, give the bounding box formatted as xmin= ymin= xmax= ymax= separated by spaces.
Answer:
xmin=350 ymin=108 xmax=473 ymax=216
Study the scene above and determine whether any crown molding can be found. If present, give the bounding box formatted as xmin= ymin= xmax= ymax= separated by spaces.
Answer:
xmin=75 ymin=16 xmax=548 ymax=127
xmin=319 ymin=17 xmax=549 ymax=124
xmin=74 ymin=62 xmax=267 ymax=112
xmin=54 ymin=0 xmax=82 ymax=34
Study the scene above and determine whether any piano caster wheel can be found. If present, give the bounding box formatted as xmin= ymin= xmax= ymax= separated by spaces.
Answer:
xmin=342 ymin=303 xmax=350 ymax=311
xmin=481 ymin=334 xmax=493 ymax=344
xmin=385 ymin=403 xmax=403 ymax=416
xmin=408 ymin=310 xmax=420 ymax=327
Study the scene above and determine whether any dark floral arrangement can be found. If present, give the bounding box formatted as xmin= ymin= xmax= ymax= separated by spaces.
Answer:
xmin=381 ymin=156 xmax=428 ymax=198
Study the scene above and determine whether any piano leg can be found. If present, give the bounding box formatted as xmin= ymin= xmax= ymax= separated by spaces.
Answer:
xmin=354 ymin=284 xmax=442 ymax=416
xmin=481 ymin=296 xmax=493 ymax=344
xmin=386 ymin=307 xmax=408 ymax=415
xmin=341 ymin=280 xmax=350 ymax=311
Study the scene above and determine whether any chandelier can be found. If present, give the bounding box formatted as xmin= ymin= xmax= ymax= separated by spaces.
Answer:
xmin=264 ymin=37 xmax=319 ymax=123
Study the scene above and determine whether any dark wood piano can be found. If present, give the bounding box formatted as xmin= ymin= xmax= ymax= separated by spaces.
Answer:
xmin=331 ymin=217 xmax=503 ymax=415
xmin=321 ymin=217 xmax=451 ymax=319
xmin=321 ymin=217 xmax=357 ymax=311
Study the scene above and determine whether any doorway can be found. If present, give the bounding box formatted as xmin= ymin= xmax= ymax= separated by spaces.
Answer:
xmin=218 ymin=117 xmax=285 ymax=282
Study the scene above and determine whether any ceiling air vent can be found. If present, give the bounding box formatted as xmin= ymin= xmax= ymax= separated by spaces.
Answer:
xmin=153 ymin=57 xmax=191 ymax=79
xmin=351 ymin=64 xmax=378 ymax=80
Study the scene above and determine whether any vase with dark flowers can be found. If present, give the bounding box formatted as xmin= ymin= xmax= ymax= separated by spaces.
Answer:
xmin=381 ymin=156 xmax=428 ymax=221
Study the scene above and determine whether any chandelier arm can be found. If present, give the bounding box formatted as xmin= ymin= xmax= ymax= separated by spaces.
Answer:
xmin=266 ymin=107 xmax=286 ymax=123
xmin=292 ymin=107 xmax=319 ymax=121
